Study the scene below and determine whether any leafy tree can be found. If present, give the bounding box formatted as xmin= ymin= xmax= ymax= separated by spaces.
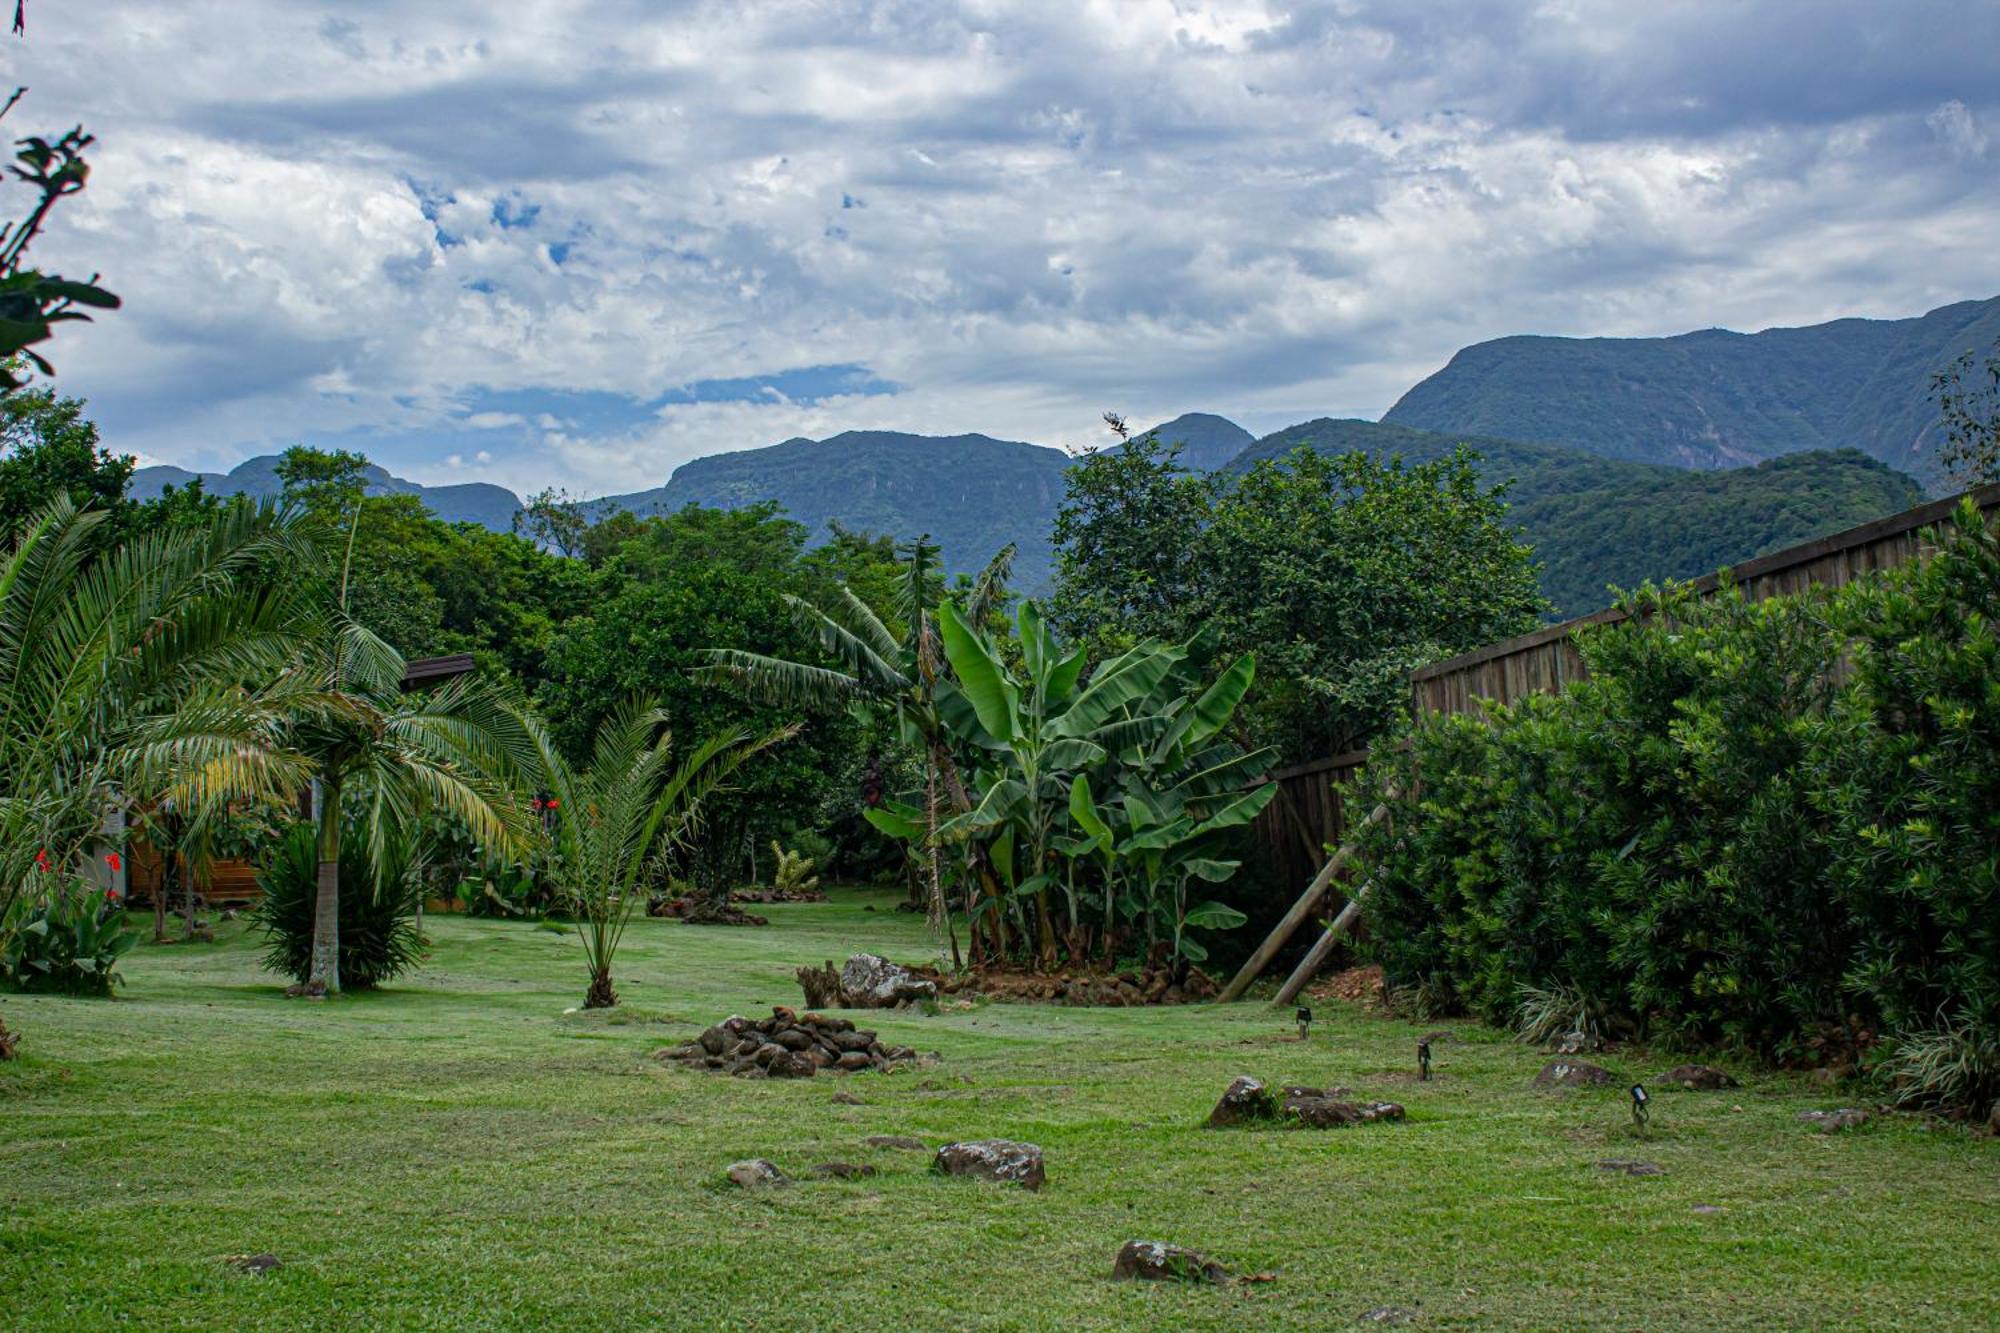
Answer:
xmin=1049 ymin=432 xmax=1213 ymax=658
xmin=1932 ymin=338 xmax=2000 ymax=487
xmin=513 ymin=486 xmax=586 ymax=558
xmin=0 ymin=387 xmax=131 ymax=540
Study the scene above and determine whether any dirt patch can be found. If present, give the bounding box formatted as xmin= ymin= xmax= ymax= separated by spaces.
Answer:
xmin=1306 ymin=964 xmax=1385 ymax=1008
xmin=649 ymin=898 xmax=768 ymax=926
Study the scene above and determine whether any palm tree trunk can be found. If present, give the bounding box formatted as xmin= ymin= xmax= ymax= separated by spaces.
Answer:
xmin=307 ymin=770 xmax=342 ymax=995
xmin=585 ymin=967 xmax=616 ymax=1009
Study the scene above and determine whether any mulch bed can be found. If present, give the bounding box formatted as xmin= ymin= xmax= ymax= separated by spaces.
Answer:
xmin=918 ymin=963 xmax=1219 ymax=1007
xmin=1306 ymin=964 xmax=1385 ymax=1008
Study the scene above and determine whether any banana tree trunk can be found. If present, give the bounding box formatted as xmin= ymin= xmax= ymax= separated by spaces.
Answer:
xmin=307 ymin=770 xmax=342 ymax=995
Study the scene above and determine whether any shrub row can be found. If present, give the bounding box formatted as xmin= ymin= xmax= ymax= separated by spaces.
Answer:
xmin=1350 ymin=500 xmax=2000 ymax=1117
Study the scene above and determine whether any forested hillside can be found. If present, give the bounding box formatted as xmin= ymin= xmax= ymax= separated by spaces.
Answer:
xmin=1220 ymin=419 xmax=1926 ymax=617
xmin=1383 ymin=295 xmax=2000 ymax=484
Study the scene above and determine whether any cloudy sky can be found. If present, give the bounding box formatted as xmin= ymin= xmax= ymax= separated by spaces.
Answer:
xmin=8 ymin=0 xmax=1997 ymax=497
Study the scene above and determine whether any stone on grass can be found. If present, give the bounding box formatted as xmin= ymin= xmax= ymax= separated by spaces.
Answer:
xmin=1534 ymin=1060 xmax=1615 ymax=1088
xmin=864 ymin=1134 xmax=928 ymax=1151
xmin=933 ymin=1139 xmax=1045 ymax=1191
xmin=767 ymin=1050 xmax=818 ymax=1079
xmin=1283 ymin=1094 xmax=1405 ymax=1128
xmin=1207 ymin=1075 xmax=1277 ymax=1127
xmin=725 ymin=1159 xmax=788 ymax=1189
xmin=838 ymin=953 xmax=940 ymax=1007
xmin=225 ymin=1253 xmax=282 ymax=1275
xmin=1665 ymin=1064 xmax=1738 ymax=1091
xmin=1111 ymin=1240 xmax=1230 ymax=1285
xmin=830 ymin=1091 xmax=864 ymax=1106
xmin=1359 ymin=1305 xmax=1418 ymax=1324
xmin=1596 ymin=1159 xmax=1665 ymax=1177
xmin=811 ymin=1161 xmax=878 ymax=1180
xmin=1797 ymin=1108 xmax=1869 ymax=1133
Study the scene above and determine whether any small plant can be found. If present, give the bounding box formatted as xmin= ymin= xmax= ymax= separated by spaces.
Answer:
xmin=770 ymin=840 xmax=820 ymax=897
xmin=252 ymin=824 xmax=424 ymax=990
xmin=1875 ymin=1021 xmax=2000 ymax=1121
xmin=1514 ymin=983 xmax=1609 ymax=1050
xmin=0 ymin=877 xmax=136 ymax=996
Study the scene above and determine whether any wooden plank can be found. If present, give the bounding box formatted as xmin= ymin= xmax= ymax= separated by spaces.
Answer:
xmin=1218 ymin=799 xmax=1390 ymax=1003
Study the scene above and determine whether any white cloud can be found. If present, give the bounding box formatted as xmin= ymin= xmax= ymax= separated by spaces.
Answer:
xmin=6 ymin=0 xmax=1995 ymax=491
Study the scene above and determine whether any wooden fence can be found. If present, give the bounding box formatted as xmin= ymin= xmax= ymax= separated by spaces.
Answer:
xmin=1246 ymin=481 xmax=2000 ymax=887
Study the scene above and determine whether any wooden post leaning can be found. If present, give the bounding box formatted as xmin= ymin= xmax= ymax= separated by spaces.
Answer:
xmin=1216 ymin=795 xmax=1391 ymax=1003
xmin=1270 ymin=871 xmax=1379 ymax=1008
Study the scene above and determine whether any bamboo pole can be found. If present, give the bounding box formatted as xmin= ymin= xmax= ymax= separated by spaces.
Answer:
xmin=1217 ymin=798 xmax=1390 ymax=1003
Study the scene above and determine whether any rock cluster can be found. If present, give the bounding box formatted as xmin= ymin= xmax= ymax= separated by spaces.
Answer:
xmin=796 ymin=954 xmax=940 ymax=1009
xmin=1111 ymin=1240 xmax=1231 ymax=1285
xmin=1205 ymin=1075 xmax=1405 ymax=1130
xmin=657 ymin=1008 xmax=921 ymax=1078
xmin=1533 ymin=1060 xmax=1616 ymax=1088
xmin=1798 ymin=1107 xmax=1870 ymax=1133
xmin=932 ymin=1139 xmax=1046 ymax=1191
xmin=1664 ymin=1064 xmax=1739 ymax=1090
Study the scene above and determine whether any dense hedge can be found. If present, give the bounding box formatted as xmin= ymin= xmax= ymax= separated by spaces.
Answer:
xmin=1351 ymin=500 xmax=2000 ymax=1116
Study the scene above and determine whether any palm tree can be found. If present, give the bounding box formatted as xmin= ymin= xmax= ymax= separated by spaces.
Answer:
xmin=1 ymin=496 xmax=319 ymax=1049
xmin=524 ymin=698 xmax=795 ymax=1008
xmin=698 ymin=537 xmax=1013 ymax=963
xmin=283 ymin=621 xmax=535 ymax=995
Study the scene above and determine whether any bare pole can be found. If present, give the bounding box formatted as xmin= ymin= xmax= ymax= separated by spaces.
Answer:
xmin=1217 ymin=797 xmax=1391 ymax=1003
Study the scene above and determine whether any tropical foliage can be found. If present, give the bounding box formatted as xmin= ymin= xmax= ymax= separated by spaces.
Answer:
xmin=2 ymin=874 xmax=136 ymax=996
xmin=253 ymin=821 xmax=425 ymax=991
xmin=1351 ymin=500 xmax=2000 ymax=1117
xmin=524 ymin=699 xmax=795 ymax=1008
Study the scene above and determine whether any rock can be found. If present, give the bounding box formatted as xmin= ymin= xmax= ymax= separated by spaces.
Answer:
xmin=835 ymin=1051 xmax=874 ymax=1071
xmin=1665 ymin=1064 xmax=1738 ymax=1091
xmin=1552 ymin=1030 xmax=1602 ymax=1055
xmin=811 ymin=1161 xmax=878 ymax=1180
xmin=751 ymin=1042 xmax=780 ymax=1067
xmin=839 ymin=953 xmax=940 ymax=1007
xmin=1691 ymin=1204 xmax=1726 ymax=1215
xmin=864 ymin=1134 xmax=928 ymax=1151
xmin=933 ymin=1139 xmax=1046 ymax=1191
xmin=1282 ymin=1084 xmax=1352 ymax=1100
xmin=767 ymin=1050 xmax=818 ymax=1079
xmin=830 ymin=1091 xmax=864 ymax=1106
xmin=1534 ymin=1060 xmax=1615 ymax=1088
xmin=698 ymin=1025 xmax=730 ymax=1056
xmin=1596 ymin=1159 xmax=1665 ymax=1177
xmin=225 ymin=1253 xmax=282 ymax=1275
xmin=1111 ymin=1240 xmax=1230 ymax=1285
xmin=1797 ymin=1108 xmax=1869 ymax=1133
xmin=1283 ymin=1095 xmax=1405 ymax=1128
xmin=1208 ymin=1075 xmax=1277 ymax=1127
xmin=725 ymin=1159 xmax=787 ymax=1189
xmin=772 ymin=1027 xmax=813 ymax=1051
xmin=834 ymin=1029 xmax=876 ymax=1053
xmin=884 ymin=1045 xmax=918 ymax=1062
xmin=1358 ymin=1306 xmax=1418 ymax=1325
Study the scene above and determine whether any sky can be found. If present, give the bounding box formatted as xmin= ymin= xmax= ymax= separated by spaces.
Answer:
xmin=6 ymin=0 xmax=1997 ymax=498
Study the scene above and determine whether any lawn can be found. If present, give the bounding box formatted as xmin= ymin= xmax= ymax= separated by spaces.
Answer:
xmin=3 ymin=890 xmax=1995 ymax=1330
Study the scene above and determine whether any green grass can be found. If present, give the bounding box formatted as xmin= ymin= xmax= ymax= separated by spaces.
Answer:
xmin=3 ymin=890 xmax=1995 ymax=1330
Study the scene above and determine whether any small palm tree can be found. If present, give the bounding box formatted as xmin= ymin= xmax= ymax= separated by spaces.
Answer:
xmin=525 ymin=698 xmax=795 ymax=1008
xmin=283 ymin=621 xmax=535 ymax=995
xmin=1 ymin=497 xmax=318 ymax=1045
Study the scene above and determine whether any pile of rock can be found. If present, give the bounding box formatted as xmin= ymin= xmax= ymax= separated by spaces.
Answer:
xmin=1205 ymin=1075 xmax=1405 ymax=1130
xmin=796 ymin=954 xmax=940 ymax=1009
xmin=657 ymin=1007 xmax=923 ymax=1078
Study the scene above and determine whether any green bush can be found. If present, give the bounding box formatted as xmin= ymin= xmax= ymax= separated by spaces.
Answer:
xmin=1 ymin=877 xmax=137 ymax=995
xmin=1354 ymin=500 xmax=2000 ymax=1116
xmin=252 ymin=823 xmax=424 ymax=989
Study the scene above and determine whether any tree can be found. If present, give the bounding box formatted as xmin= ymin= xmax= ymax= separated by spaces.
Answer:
xmin=1049 ymin=431 xmax=1214 ymax=657
xmin=526 ymin=699 xmax=794 ymax=1008
xmin=1932 ymin=339 xmax=2000 ymax=488
xmin=0 ymin=90 xmax=120 ymax=393
xmin=0 ymin=497 xmax=319 ymax=1052
xmin=513 ymin=487 xmax=586 ymax=558
xmin=0 ymin=387 xmax=131 ymax=540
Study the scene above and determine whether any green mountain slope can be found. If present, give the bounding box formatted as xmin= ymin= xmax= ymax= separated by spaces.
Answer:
xmin=1131 ymin=412 xmax=1254 ymax=471
xmin=1382 ymin=295 xmax=2000 ymax=485
xmin=1222 ymin=418 xmax=1924 ymax=618
xmin=593 ymin=430 xmax=1074 ymax=587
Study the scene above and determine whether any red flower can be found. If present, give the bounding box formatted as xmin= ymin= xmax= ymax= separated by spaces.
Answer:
xmin=34 ymin=848 xmax=49 ymax=871
xmin=106 ymin=887 xmax=120 ymax=902
xmin=106 ymin=852 xmax=122 ymax=873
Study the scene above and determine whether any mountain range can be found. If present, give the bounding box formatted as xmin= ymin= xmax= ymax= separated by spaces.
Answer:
xmin=127 ymin=295 xmax=1991 ymax=618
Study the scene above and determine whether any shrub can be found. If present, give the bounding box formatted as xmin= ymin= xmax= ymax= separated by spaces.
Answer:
xmin=252 ymin=823 xmax=423 ymax=989
xmin=1353 ymin=501 xmax=2000 ymax=1115
xmin=1 ymin=877 xmax=137 ymax=996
